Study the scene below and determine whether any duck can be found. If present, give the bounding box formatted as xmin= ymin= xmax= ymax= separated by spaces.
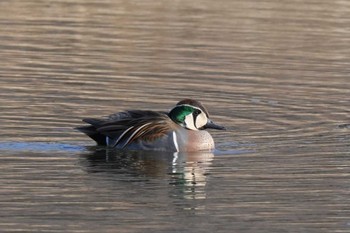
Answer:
xmin=76 ymin=99 xmax=225 ymax=152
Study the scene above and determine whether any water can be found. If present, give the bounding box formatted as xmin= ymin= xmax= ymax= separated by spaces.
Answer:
xmin=0 ymin=0 xmax=349 ymax=232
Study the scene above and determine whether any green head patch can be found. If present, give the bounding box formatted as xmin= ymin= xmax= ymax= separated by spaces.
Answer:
xmin=168 ymin=105 xmax=198 ymax=124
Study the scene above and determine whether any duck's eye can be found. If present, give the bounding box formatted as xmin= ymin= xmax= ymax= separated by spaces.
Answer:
xmin=193 ymin=109 xmax=201 ymax=117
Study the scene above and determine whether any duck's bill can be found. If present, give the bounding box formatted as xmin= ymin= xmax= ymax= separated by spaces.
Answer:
xmin=204 ymin=120 xmax=226 ymax=130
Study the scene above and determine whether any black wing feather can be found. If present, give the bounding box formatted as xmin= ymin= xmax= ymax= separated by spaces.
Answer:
xmin=76 ymin=110 xmax=172 ymax=146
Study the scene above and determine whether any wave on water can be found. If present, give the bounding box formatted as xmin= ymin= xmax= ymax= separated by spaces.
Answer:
xmin=0 ymin=142 xmax=86 ymax=152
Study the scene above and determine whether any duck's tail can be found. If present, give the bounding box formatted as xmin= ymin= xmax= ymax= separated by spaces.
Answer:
xmin=75 ymin=119 xmax=107 ymax=146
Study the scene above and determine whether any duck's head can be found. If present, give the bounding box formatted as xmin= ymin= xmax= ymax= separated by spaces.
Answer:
xmin=168 ymin=99 xmax=225 ymax=131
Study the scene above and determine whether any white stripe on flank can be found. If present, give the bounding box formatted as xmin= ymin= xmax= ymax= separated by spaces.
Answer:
xmin=121 ymin=122 xmax=152 ymax=148
xmin=110 ymin=126 xmax=134 ymax=148
xmin=172 ymin=131 xmax=179 ymax=152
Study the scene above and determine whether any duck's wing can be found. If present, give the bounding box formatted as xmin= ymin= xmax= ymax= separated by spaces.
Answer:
xmin=76 ymin=110 xmax=174 ymax=147
xmin=107 ymin=110 xmax=168 ymax=121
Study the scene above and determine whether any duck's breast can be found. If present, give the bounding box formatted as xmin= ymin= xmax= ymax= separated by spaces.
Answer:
xmin=175 ymin=129 xmax=215 ymax=152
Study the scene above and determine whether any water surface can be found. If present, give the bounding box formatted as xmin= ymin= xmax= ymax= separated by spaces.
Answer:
xmin=0 ymin=0 xmax=349 ymax=232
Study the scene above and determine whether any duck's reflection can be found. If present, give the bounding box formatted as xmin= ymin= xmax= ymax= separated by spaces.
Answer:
xmin=169 ymin=151 xmax=213 ymax=200
xmin=80 ymin=147 xmax=214 ymax=201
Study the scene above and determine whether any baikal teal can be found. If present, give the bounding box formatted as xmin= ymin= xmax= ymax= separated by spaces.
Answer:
xmin=76 ymin=99 xmax=225 ymax=152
